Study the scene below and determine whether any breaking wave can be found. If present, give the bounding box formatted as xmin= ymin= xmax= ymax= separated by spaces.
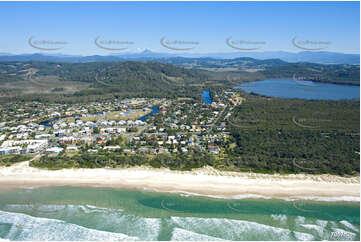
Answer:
xmin=0 ymin=210 xmax=138 ymax=241
xmin=0 ymin=203 xmax=359 ymax=241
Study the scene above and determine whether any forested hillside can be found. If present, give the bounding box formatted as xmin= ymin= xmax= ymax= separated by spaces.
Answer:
xmin=0 ymin=61 xmax=213 ymax=103
xmin=0 ymin=59 xmax=359 ymax=104
xmin=227 ymin=92 xmax=360 ymax=175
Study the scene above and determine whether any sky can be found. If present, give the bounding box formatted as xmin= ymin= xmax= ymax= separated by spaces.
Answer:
xmin=0 ymin=1 xmax=359 ymax=55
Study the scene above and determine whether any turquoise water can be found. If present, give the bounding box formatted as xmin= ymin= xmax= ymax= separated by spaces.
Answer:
xmin=235 ymin=79 xmax=360 ymax=100
xmin=0 ymin=187 xmax=359 ymax=241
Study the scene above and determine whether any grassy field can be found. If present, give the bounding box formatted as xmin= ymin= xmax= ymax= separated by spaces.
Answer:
xmin=0 ymin=153 xmax=36 ymax=166
xmin=0 ymin=75 xmax=90 ymax=97
xmin=80 ymin=109 xmax=151 ymax=122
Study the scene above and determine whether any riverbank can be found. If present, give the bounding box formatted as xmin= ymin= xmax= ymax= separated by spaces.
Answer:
xmin=0 ymin=161 xmax=359 ymax=201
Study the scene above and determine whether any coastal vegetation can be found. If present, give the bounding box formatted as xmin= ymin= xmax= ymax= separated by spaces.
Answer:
xmin=31 ymin=150 xmax=217 ymax=171
xmin=0 ymin=154 xmax=36 ymax=166
xmin=226 ymin=92 xmax=359 ymax=175
xmin=0 ymin=60 xmax=359 ymax=103
xmin=1 ymin=60 xmax=359 ymax=176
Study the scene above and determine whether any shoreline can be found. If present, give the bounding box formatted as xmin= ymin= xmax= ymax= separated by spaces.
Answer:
xmin=0 ymin=161 xmax=359 ymax=202
xmin=237 ymin=77 xmax=360 ymax=87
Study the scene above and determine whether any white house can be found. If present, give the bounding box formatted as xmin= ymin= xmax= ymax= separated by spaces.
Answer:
xmin=45 ymin=147 xmax=63 ymax=155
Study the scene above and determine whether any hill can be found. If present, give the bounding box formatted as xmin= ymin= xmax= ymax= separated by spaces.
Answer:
xmin=0 ymin=59 xmax=359 ymax=103
xmin=0 ymin=61 xmax=212 ymax=103
xmin=0 ymin=50 xmax=359 ymax=64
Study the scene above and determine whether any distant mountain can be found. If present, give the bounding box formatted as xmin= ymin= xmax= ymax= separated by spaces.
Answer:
xmin=0 ymin=50 xmax=359 ymax=64
xmin=0 ymin=56 xmax=358 ymax=104
xmin=106 ymin=50 xmax=361 ymax=64
xmin=249 ymin=51 xmax=360 ymax=65
xmin=190 ymin=51 xmax=359 ymax=64
xmin=112 ymin=49 xmax=174 ymax=59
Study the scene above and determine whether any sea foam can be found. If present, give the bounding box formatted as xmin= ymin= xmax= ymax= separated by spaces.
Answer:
xmin=0 ymin=210 xmax=139 ymax=241
xmin=340 ymin=220 xmax=360 ymax=233
xmin=171 ymin=228 xmax=226 ymax=241
xmin=157 ymin=189 xmax=359 ymax=202
xmin=271 ymin=214 xmax=287 ymax=225
xmin=170 ymin=216 xmax=315 ymax=241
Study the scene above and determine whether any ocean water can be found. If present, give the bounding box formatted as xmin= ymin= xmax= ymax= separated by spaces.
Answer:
xmin=235 ymin=79 xmax=360 ymax=100
xmin=0 ymin=186 xmax=359 ymax=241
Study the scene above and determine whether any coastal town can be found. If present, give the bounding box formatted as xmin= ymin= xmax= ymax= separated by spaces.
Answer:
xmin=0 ymin=90 xmax=244 ymax=162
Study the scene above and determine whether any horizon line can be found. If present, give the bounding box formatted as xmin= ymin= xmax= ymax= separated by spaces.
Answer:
xmin=1 ymin=50 xmax=360 ymax=57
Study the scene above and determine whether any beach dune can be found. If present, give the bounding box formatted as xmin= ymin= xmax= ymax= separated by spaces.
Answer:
xmin=0 ymin=161 xmax=359 ymax=201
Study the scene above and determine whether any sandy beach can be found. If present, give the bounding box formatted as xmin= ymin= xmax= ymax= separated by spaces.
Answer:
xmin=0 ymin=161 xmax=359 ymax=201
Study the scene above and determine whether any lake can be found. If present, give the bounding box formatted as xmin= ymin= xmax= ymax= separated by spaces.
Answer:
xmin=235 ymin=79 xmax=360 ymax=100
xmin=201 ymin=90 xmax=212 ymax=104
xmin=137 ymin=106 xmax=159 ymax=121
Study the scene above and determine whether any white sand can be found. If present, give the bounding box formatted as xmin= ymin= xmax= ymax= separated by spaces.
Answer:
xmin=0 ymin=161 xmax=359 ymax=201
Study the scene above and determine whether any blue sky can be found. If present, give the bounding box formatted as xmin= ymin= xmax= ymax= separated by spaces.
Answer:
xmin=0 ymin=1 xmax=359 ymax=55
